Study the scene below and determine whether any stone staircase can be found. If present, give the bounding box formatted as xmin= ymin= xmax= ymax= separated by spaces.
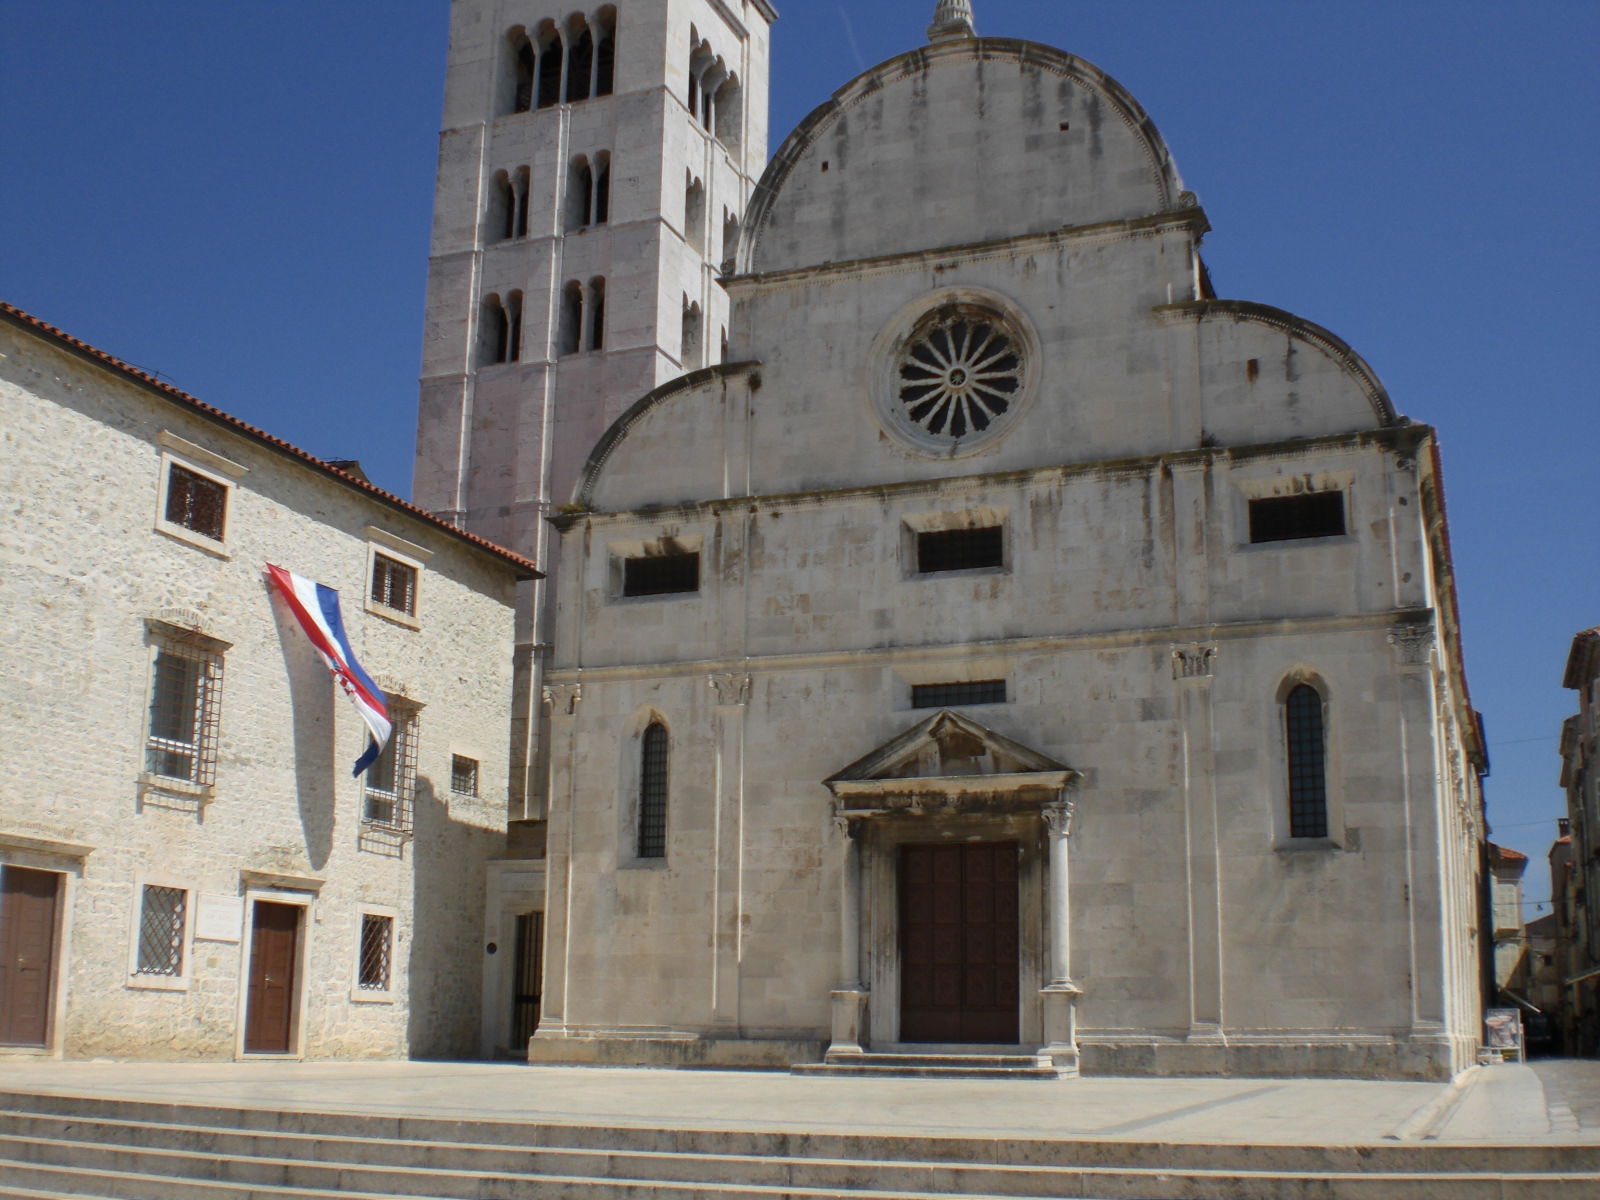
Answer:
xmin=791 ymin=1052 xmax=1063 ymax=1079
xmin=0 ymin=1087 xmax=1596 ymax=1200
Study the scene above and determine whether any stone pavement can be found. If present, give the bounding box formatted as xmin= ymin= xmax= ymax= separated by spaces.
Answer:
xmin=1 ymin=1058 xmax=1595 ymax=1147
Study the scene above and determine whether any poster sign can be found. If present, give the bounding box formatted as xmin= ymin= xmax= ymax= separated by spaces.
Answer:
xmin=1484 ymin=1007 xmax=1525 ymax=1062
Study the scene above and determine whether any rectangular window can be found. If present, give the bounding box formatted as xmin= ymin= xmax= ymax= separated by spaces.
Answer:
xmin=145 ymin=641 xmax=223 ymax=786
xmin=451 ymin=754 xmax=480 ymax=797
xmin=911 ymin=680 xmax=1008 ymax=709
xmin=370 ymin=553 xmax=418 ymax=616
xmin=135 ymin=885 xmax=188 ymax=977
xmin=164 ymin=464 xmax=227 ymax=541
xmin=357 ymin=913 xmax=393 ymax=991
xmin=917 ymin=526 xmax=1004 ymax=574
xmin=1249 ymin=493 xmax=1346 ymax=543
xmin=623 ymin=552 xmax=699 ymax=597
xmin=365 ymin=707 xmax=418 ymax=831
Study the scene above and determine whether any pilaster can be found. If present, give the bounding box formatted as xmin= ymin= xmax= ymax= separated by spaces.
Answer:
xmin=1173 ymin=642 xmax=1225 ymax=1040
xmin=708 ymin=671 xmax=750 ymax=1028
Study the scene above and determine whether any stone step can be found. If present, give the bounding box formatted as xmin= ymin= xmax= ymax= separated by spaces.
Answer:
xmin=793 ymin=1051 xmax=1061 ymax=1079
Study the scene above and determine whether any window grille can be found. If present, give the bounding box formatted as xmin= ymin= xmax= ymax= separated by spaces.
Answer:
xmin=145 ymin=641 xmax=223 ymax=785
xmin=911 ymin=680 xmax=1007 ymax=709
xmin=917 ymin=526 xmax=1003 ymax=574
xmin=623 ymin=552 xmax=699 ymax=597
xmin=365 ymin=708 xmax=418 ymax=831
xmin=1286 ymin=684 xmax=1329 ymax=838
xmin=451 ymin=754 xmax=479 ymax=797
xmin=371 ymin=554 xmax=417 ymax=616
xmin=165 ymin=464 xmax=226 ymax=541
xmin=637 ymin=723 xmax=669 ymax=859
xmin=358 ymin=913 xmax=393 ymax=991
xmin=1249 ymin=492 xmax=1346 ymax=543
xmin=136 ymin=885 xmax=187 ymax=976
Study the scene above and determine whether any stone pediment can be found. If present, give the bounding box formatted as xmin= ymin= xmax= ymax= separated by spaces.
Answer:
xmin=824 ymin=710 xmax=1078 ymax=816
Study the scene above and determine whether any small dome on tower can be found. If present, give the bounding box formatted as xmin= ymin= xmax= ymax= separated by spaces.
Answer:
xmin=928 ymin=0 xmax=977 ymax=43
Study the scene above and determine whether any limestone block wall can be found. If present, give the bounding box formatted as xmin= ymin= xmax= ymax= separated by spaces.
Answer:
xmin=0 ymin=319 xmax=521 ymax=1061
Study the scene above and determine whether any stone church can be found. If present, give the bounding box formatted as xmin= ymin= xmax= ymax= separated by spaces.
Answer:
xmin=417 ymin=0 xmax=1486 ymax=1078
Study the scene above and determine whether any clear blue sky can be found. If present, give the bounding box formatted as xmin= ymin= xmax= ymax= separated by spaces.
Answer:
xmin=4 ymin=1 xmax=1596 ymax=912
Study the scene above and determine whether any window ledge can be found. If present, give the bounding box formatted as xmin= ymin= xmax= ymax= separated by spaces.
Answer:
xmin=360 ymin=819 xmax=415 ymax=842
xmin=155 ymin=521 xmax=230 ymax=558
xmin=349 ymin=988 xmax=395 ymax=1005
xmin=138 ymin=773 xmax=215 ymax=803
xmin=127 ymin=974 xmax=190 ymax=993
xmin=620 ymin=857 xmax=669 ymax=871
xmin=364 ymin=599 xmax=421 ymax=630
xmin=610 ymin=590 xmax=700 ymax=605
xmin=912 ymin=566 xmax=1010 ymax=581
xmin=1238 ymin=534 xmax=1357 ymax=553
xmin=1273 ymin=837 xmax=1344 ymax=854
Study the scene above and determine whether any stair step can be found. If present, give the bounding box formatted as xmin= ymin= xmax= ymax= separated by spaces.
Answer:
xmin=794 ymin=1051 xmax=1060 ymax=1079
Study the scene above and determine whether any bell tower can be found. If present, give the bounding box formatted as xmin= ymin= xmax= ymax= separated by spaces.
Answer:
xmin=413 ymin=0 xmax=776 ymax=560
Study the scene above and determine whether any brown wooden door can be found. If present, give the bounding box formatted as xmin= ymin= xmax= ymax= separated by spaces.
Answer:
xmin=244 ymin=902 xmax=300 ymax=1053
xmin=0 ymin=867 xmax=61 ymax=1047
xmin=899 ymin=842 xmax=1019 ymax=1044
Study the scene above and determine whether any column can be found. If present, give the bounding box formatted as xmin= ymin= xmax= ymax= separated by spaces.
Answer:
xmin=1174 ymin=642 xmax=1225 ymax=1041
xmin=528 ymin=681 xmax=580 ymax=1052
xmin=1039 ymin=799 xmax=1082 ymax=1074
xmin=827 ymin=811 xmax=870 ymax=1058
xmin=707 ymin=672 xmax=750 ymax=1030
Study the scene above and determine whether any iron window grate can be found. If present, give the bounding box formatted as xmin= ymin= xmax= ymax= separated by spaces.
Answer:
xmin=1286 ymin=684 xmax=1329 ymax=838
xmin=917 ymin=526 xmax=1003 ymax=574
xmin=371 ymin=554 xmax=418 ymax=615
xmin=365 ymin=708 xmax=418 ymax=832
xmin=451 ymin=754 xmax=479 ymax=797
xmin=145 ymin=641 xmax=223 ymax=786
xmin=165 ymin=465 xmax=226 ymax=541
xmin=637 ymin=723 xmax=669 ymax=858
xmin=358 ymin=913 xmax=393 ymax=991
xmin=1249 ymin=493 xmax=1346 ymax=543
xmin=623 ymin=553 xmax=699 ymax=597
xmin=911 ymin=680 xmax=1008 ymax=709
xmin=136 ymin=885 xmax=186 ymax=976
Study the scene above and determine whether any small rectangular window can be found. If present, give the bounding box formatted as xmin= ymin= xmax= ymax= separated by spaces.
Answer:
xmin=623 ymin=552 xmax=700 ymax=597
xmin=165 ymin=464 xmax=227 ymax=541
xmin=917 ymin=526 xmax=1004 ymax=574
xmin=135 ymin=885 xmax=188 ymax=977
xmin=145 ymin=641 xmax=223 ymax=787
xmin=1249 ymin=493 xmax=1346 ymax=544
xmin=371 ymin=554 xmax=418 ymax=616
xmin=911 ymin=680 xmax=1008 ymax=709
xmin=451 ymin=754 xmax=480 ymax=797
xmin=365 ymin=707 xmax=418 ymax=831
xmin=357 ymin=913 xmax=393 ymax=991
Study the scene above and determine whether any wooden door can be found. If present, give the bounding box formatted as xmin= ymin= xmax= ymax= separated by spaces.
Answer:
xmin=0 ymin=867 xmax=61 ymax=1047
xmin=244 ymin=902 xmax=300 ymax=1053
xmin=899 ymin=842 xmax=1020 ymax=1044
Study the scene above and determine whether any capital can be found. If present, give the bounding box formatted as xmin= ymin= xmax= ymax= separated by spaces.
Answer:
xmin=542 ymin=682 xmax=582 ymax=715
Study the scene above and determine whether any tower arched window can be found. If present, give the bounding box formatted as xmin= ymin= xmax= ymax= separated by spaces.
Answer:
xmin=480 ymin=294 xmax=515 ymax=366
xmin=685 ymin=176 xmax=705 ymax=254
xmin=713 ymin=72 xmax=742 ymax=153
xmin=559 ymin=281 xmax=584 ymax=356
xmin=681 ymin=298 xmax=703 ymax=370
xmin=568 ymin=157 xmax=594 ymax=230
xmin=595 ymin=10 xmax=616 ymax=96
xmin=588 ymin=277 xmax=606 ymax=351
xmin=510 ymin=31 xmax=535 ymax=114
xmin=1285 ymin=683 xmax=1329 ymax=839
xmin=637 ymin=722 xmax=668 ymax=859
xmin=537 ymin=28 xmax=564 ymax=109
xmin=566 ymin=26 xmax=593 ymax=103
xmin=513 ymin=166 xmax=531 ymax=238
xmin=504 ymin=291 xmax=523 ymax=363
xmin=593 ymin=153 xmax=611 ymax=224
xmin=489 ymin=171 xmax=516 ymax=242
xmin=722 ymin=212 xmax=740 ymax=264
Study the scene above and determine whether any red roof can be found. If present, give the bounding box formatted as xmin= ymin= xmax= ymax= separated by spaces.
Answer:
xmin=1490 ymin=844 xmax=1529 ymax=865
xmin=0 ymin=302 xmax=539 ymax=578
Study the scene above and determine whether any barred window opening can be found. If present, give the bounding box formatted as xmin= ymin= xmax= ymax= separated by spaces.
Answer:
xmin=146 ymin=641 xmax=223 ymax=785
xmin=637 ymin=722 xmax=668 ymax=859
xmin=451 ymin=754 xmax=480 ymax=797
xmin=917 ymin=526 xmax=1003 ymax=574
xmin=371 ymin=553 xmax=418 ymax=616
xmin=1286 ymin=684 xmax=1329 ymax=839
xmin=165 ymin=464 xmax=227 ymax=541
xmin=136 ymin=885 xmax=187 ymax=977
xmin=365 ymin=708 xmax=418 ymax=832
xmin=358 ymin=913 xmax=393 ymax=991
xmin=911 ymin=680 xmax=1007 ymax=709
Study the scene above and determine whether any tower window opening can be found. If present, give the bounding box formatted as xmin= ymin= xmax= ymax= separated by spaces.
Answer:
xmin=712 ymin=73 xmax=742 ymax=153
xmin=595 ymin=14 xmax=616 ymax=96
xmin=513 ymin=166 xmax=531 ymax=238
xmin=681 ymin=298 xmax=703 ymax=370
xmin=593 ymin=153 xmax=611 ymax=224
xmin=537 ymin=29 xmax=564 ymax=109
xmin=566 ymin=27 xmax=593 ymax=103
xmin=511 ymin=32 xmax=535 ymax=114
xmin=480 ymin=294 xmax=513 ymax=367
xmin=685 ymin=176 xmax=705 ymax=254
xmin=569 ymin=157 xmax=595 ymax=229
xmin=560 ymin=281 xmax=585 ymax=357
xmin=589 ymin=278 xmax=607 ymax=352
xmin=490 ymin=171 xmax=516 ymax=241
xmin=722 ymin=212 xmax=740 ymax=266
xmin=504 ymin=290 xmax=523 ymax=363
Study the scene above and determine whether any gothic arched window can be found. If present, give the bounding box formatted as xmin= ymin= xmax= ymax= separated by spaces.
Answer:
xmin=588 ymin=277 xmax=606 ymax=351
xmin=568 ymin=157 xmax=594 ymax=229
xmin=681 ymin=299 xmax=703 ymax=370
xmin=559 ymin=281 xmax=584 ymax=356
xmin=511 ymin=32 xmax=535 ymax=114
xmin=593 ymin=153 xmax=611 ymax=224
xmin=1285 ymin=683 xmax=1329 ymax=839
xmin=566 ymin=28 xmax=593 ymax=103
xmin=595 ymin=10 xmax=616 ymax=96
xmin=537 ymin=30 xmax=564 ymax=109
xmin=637 ymin=722 xmax=668 ymax=859
xmin=685 ymin=176 xmax=705 ymax=253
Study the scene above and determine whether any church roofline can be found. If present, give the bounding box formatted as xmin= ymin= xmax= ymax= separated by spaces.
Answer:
xmin=0 ymin=301 xmax=541 ymax=579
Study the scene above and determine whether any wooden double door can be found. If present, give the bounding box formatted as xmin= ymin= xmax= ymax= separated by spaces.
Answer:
xmin=898 ymin=842 xmax=1020 ymax=1044
xmin=1 ymin=866 xmax=61 ymax=1048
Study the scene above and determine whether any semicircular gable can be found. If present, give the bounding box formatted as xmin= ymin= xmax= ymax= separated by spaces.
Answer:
xmin=739 ymin=38 xmax=1186 ymax=277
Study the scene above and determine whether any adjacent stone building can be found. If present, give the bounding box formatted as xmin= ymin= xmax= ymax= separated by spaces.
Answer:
xmin=0 ymin=304 xmax=535 ymax=1060
xmin=519 ymin=5 xmax=1489 ymax=1078
xmin=1559 ymin=627 xmax=1600 ymax=1055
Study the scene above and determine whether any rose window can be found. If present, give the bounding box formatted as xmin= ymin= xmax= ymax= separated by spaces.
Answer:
xmin=895 ymin=309 xmax=1025 ymax=442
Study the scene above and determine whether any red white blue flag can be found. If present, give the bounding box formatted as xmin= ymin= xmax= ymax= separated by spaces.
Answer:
xmin=266 ymin=563 xmax=391 ymax=776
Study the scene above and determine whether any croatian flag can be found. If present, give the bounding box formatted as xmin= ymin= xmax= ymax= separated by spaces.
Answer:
xmin=266 ymin=564 xmax=392 ymax=776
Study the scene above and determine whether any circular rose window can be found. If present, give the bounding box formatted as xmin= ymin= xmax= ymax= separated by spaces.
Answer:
xmin=873 ymin=295 xmax=1037 ymax=456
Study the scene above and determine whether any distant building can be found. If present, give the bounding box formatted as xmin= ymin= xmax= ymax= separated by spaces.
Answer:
xmin=0 ymin=304 xmax=534 ymax=1060
xmin=1488 ymin=844 xmax=1530 ymax=1002
xmin=1560 ymin=628 xmax=1600 ymax=1055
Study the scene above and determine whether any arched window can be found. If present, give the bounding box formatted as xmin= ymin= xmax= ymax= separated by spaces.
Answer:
xmin=588 ymin=277 xmax=606 ymax=351
xmin=566 ymin=27 xmax=593 ymax=103
xmin=559 ymin=281 xmax=584 ymax=356
xmin=489 ymin=171 xmax=515 ymax=241
xmin=1285 ymin=683 xmax=1328 ymax=839
xmin=720 ymin=327 xmax=728 ymax=363
xmin=537 ymin=28 xmax=564 ymax=109
xmin=722 ymin=212 xmax=740 ymax=264
xmin=595 ymin=11 xmax=616 ymax=96
xmin=593 ymin=152 xmax=611 ymax=224
xmin=713 ymin=72 xmax=742 ymax=153
xmin=681 ymin=298 xmax=703 ymax=370
xmin=513 ymin=166 xmax=532 ymax=238
xmin=480 ymin=295 xmax=510 ymax=366
xmin=568 ymin=157 xmax=594 ymax=229
xmin=504 ymin=290 xmax=523 ymax=363
xmin=510 ymin=31 xmax=535 ymax=114
xmin=637 ymin=722 xmax=668 ymax=859
xmin=685 ymin=175 xmax=705 ymax=253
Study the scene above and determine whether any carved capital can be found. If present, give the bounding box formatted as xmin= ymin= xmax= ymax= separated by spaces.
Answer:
xmin=1171 ymin=643 xmax=1217 ymax=680
xmin=831 ymin=806 xmax=861 ymax=841
xmin=1042 ymin=801 xmax=1075 ymax=838
xmin=708 ymin=672 xmax=752 ymax=707
xmin=1388 ymin=623 xmax=1435 ymax=667
xmin=542 ymin=682 xmax=582 ymax=716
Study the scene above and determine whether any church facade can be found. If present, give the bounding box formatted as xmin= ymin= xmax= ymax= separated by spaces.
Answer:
xmin=487 ymin=2 xmax=1488 ymax=1079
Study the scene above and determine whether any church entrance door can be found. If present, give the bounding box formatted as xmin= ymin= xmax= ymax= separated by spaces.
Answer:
xmin=244 ymin=901 xmax=301 ymax=1054
xmin=898 ymin=842 xmax=1019 ymax=1043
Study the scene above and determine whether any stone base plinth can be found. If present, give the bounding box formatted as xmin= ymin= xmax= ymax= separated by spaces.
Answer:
xmin=529 ymin=1033 xmax=826 ymax=1070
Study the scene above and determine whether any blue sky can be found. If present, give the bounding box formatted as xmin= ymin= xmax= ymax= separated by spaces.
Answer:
xmin=4 ymin=1 xmax=1596 ymax=912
